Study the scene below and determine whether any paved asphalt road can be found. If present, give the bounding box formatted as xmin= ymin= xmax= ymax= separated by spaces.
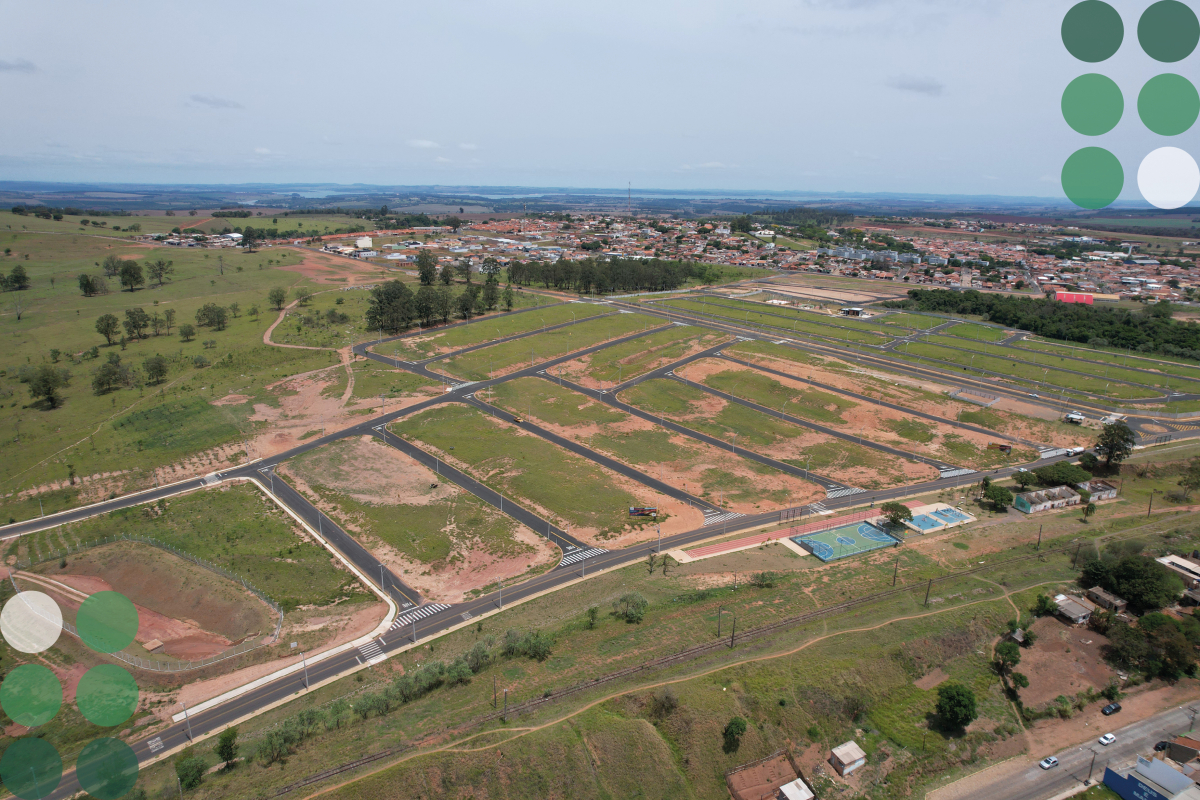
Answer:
xmin=969 ymin=703 xmax=1200 ymax=800
xmin=8 ymin=290 xmax=1200 ymax=799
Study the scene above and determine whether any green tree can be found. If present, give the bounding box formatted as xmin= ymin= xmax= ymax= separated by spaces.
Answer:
xmin=482 ymin=281 xmax=499 ymax=311
xmin=268 ymin=287 xmax=287 ymax=310
xmin=502 ymin=283 xmax=515 ymax=311
xmin=439 ymin=264 xmax=453 ymax=286
xmin=119 ymin=260 xmax=143 ymax=291
xmin=1180 ymin=456 xmax=1200 ymax=500
xmin=293 ymin=287 xmax=313 ymax=306
xmin=1083 ymin=502 xmax=1097 ymax=521
xmin=1013 ymin=471 xmax=1036 ymax=489
xmin=613 ymin=592 xmax=648 ymax=624
xmin=433 ymin=285 xmax=453 ymax=323
xmin=723 ymin=717 xmax=747 ymax=753
xmin=144 ymin=354 xmax=168 ymax=384
xmin=454 ymin=260 xmax=472 ymax=283
xmin=1096 ymin=421 xmax=1136 ymax=470
xmin=416 ymin=250 xmax=438 ymax=286
xmin=123 ymin=307 xmax=151 ymax=340
xmin=195 ymin=303 xmax=228 ymax=331
xmin=880 ymin=501 xmax=913 ymax=528
xmin=179 ymin=323 xmax=195 ymax=342
xmin=27 ymin=365 xmax=70 ymax=408
xmin=175 ymin=755 xmax=205 ymax=790
xmin=163 ymin=308 xmax=176 ymax=334
xmin=1011 ymin=671 xmax=1030 ymax=689
xmin=146 ymin=258 xmax=174 ymax=287
xmin=95 ymin=313 xmax=120 ymax=344
xmin=586 ymin=606 xmax=599 ymax=629
xmin=995 ymin=641 xmax=1021 ymax=673
xmin=935 ymin=682 xmax=977 ymax=729
xmin=8 ymin=264 xmax=30 ymax=290
xmin=77 ymin=273 xmax=95 ymax=296
xmin=365 ymin=280 xmax=416 ymax=334
xmin=214 ymin=727 xmax=239 ymax=768
xmin=101 ymin=254 xmax=122 ymax=277
xmin=1032 ymin=594 xmax=1057 ymax=616
xmin=985 ymin=484 xmax=1013 ymax=511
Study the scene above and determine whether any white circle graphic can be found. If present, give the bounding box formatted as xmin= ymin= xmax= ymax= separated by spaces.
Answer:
xmin=1138 ymin=146 xmax=1200 ymax=209
xmin=1 ymin=591 xmax=63 ymax=653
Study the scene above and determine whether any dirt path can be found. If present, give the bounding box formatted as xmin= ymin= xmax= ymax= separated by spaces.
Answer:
xmin=304 ymin=578 xmax=1068 ymax=799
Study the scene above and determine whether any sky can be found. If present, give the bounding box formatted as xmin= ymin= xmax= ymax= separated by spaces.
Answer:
xmin=0 ymin=0 xmax=1192 ymax=200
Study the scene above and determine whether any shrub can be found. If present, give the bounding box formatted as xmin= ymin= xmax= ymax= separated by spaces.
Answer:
xmin=613 ymin=592 xmax=648 ymax=624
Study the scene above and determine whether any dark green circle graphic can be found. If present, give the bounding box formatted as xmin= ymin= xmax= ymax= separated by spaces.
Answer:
xmin=1062 ymin=1 xmax=1125 ymax=62
xmin=1062 ymin=147 xmax=1124 ymax=209
xmin=76 ymin=664 xmax=138 ymax=727
xmin=0 ymin=738 xmax=62 ymax=800
xmin=1139 ymin=73 xmax=1200 ymax=135
xmin=0 ymin=664 xmax=62 ymax=727
xmin=76 ymin=591 xmax=138 ymax=653
xmin=76 ymin=738 xmax=139 ymax=800
xmin=1139 ymin=1 xmax=1200 ymax=62
xmin=1062 ymin=74 xmax=1124 ymax=134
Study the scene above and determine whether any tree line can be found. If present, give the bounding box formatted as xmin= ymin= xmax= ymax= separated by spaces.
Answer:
xmin=891 ymin=288 xmax=1200 ymax=358
xmin=506 ymin=256 xmax=715 ymax=294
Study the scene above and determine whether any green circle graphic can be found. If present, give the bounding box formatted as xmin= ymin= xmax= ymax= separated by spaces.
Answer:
xmin=1062 ymin=74 xmax=1124 ymax=134
xmin=1139 ymin=0 xmax=1200 ymax=62
xmin=1063 ymin=1 xmax=1125 ymax=62
xmin=0 ymin=738 xmax=62 ymax=800
xmin=76 ymin=738 xmax=139 ymax=800
xmin=76 ymin=664 xmax=138 ymax=727
xmin=0 ymin=664 xmax=62 ymax=727
xmin=1062 ymin=147 xmax=1124 ymax=209
xmin=1138 ymin=74 xmax=1200 ymax=135
xmin=76 ymin=591 xmax=138 ymax=653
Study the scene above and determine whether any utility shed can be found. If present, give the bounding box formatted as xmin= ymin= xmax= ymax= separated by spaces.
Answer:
xmin=830 ymin=741 xmax=867 ymax=776
xmin=1055 ymin=595 xmax=1092 ymax=625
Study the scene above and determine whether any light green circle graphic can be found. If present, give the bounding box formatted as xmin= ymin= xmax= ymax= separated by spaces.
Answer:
xmin=76 ymin=664 xmax=138 ymax=727
xmin=76 ymin=591 xmax=138 ymax=654
xmin=1062 ymin=74 xmax=1124 ymax=135
xmin=1139 ymin=0 xmax=1200 ymax=62
xmin=0 ymin=664 xmax=62 ymax=727
xmin=1138 ymin=74 xmax=1200 ymax=135
xmin=1062 ymin=1 xmax=1125 ymax=62
xmin=76 ymin=738 xmax=139 ymax=800
xmin=0 ymin=738 xmax=62 ymax=800
xmin=1062 ymin=147 xmax=1124 ymax=209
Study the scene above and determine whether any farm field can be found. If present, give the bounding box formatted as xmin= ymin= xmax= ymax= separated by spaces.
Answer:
xmin=439 ymin=312 xmax=662 ymax=381
xmin=281 ymin=436 xmax=556 ymax=602
xmin=925 ymin=335 xmax=1200 ymax=394
xmin=554 ymin=325 xmax=732 ymax=389
xmin=619 ymin=378 xmax=934 ymax=489
xmin=375 ymin=300 xmax=608 ymax=359
xmin=488 ymin=377 xmax=819 ymax=512
xmin=389 ymin=403 xmax=683 ymax=545
xmin=678 ymin=358 xmax=1031 ymax=469
xmin=660 ymin=296 xmax=891 ymax=344
xmin=875 ymin=311 xmax=940 ymax=329
xmin=1015 ymin=337 xmax=1200 ymax=381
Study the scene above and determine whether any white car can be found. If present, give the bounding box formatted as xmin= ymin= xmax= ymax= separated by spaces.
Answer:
xmin=1040 ymin=756 xmax=1059 ymax=769
xmin=1099 ymin=734 xmax=1116 ymax=746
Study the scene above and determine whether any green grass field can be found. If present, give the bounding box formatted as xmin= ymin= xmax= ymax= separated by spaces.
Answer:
xmin=1016 ymin=338 xmax=1200 ymax=381
xmin=377 ymin=300 xmax=607 ymax=359
xmin=875 ymin=312 xmax=939 ymax=330
xmin=440 ymin=313 xmax=661 ymax=381
xmin=579 ymin=324 xmax=728 ymax=385
xmin=695 ymin=367 xmax=857 ymax=425
xmin=390 ymin=404 xmax=651 ymax=537
xmin=662 ymin=297 xmax=891 ymax=345
xmin=944 ymin=322 xmax=1010 ymax=342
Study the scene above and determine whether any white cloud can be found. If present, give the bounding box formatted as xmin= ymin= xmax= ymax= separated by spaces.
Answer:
xmin=678 ymin=161 xmax=730 ymax=171
xmin=407 ymin=139 xmax=440 ymax=149
xmin=886 ymin=76 xmax=945 ymax=96
xmin=0 ymin=58 xmax=36 ymax=73
xmin=254 ymin=147 xmax=272 ymax=155
xmin=458 ymin=143 xmax=478 ymax=150
xmin=189 ymin=94 xmax=242 ymax=110
xmin=435 ymin=156 xmax=453 ymax=163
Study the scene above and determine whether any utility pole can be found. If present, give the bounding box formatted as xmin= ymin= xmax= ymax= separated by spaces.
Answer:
xmin=924 ymin=578 xmax=933 ymax=606
xmin=892 ymin=554 xmax=900 ymax=586
xmin=301 ymin=651 xmax=309 ymax=690
xmin=1037 ymin=524 xmax=1043 ymax=551
xmin=181 ymin=702 xmax=194 ymax=740
xmin=1073 ymin=543 xmax=1083 ymax=569
xmin=494 ymin=675 xmax=497 ymax=708
xmin=718 ymin=606 xmax=724 ymax=638
xmin=498 ymin=577 xmax=503 ymax=609
xmin=730 ymin=614 xmax=736 ymax=648
xmin=1087 ymin=749 xmax=1098 ymax=785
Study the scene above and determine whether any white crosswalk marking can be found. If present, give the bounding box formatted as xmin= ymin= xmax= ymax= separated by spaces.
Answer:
xmin=560 ymin=547 xmax=606 ymax=566
xmin=939 ymin=468 xmax=977 ymax=479
xmin=826 ymin=487 xmax=867 ymax=500
xmin=807 ymin=502 xmax=833 ymax=515
xmin=703 ymin=509 xmax=746 ymax=527
xmin=358 ymin=640 xmax=386 ymax=665
xmin=389 ymin=603 xmax=452 ymax=631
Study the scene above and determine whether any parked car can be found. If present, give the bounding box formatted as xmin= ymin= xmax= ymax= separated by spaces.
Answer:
xmin=1099 ymin=734 xmax=1116 ymax=746
xmin=1102 ymin=703 xmax=1122 ymax=716
xmin=1156 ymin=741 xmax=1171 ymax=752
xmin=1040 ymin=756 xmax=1059 ymax=769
